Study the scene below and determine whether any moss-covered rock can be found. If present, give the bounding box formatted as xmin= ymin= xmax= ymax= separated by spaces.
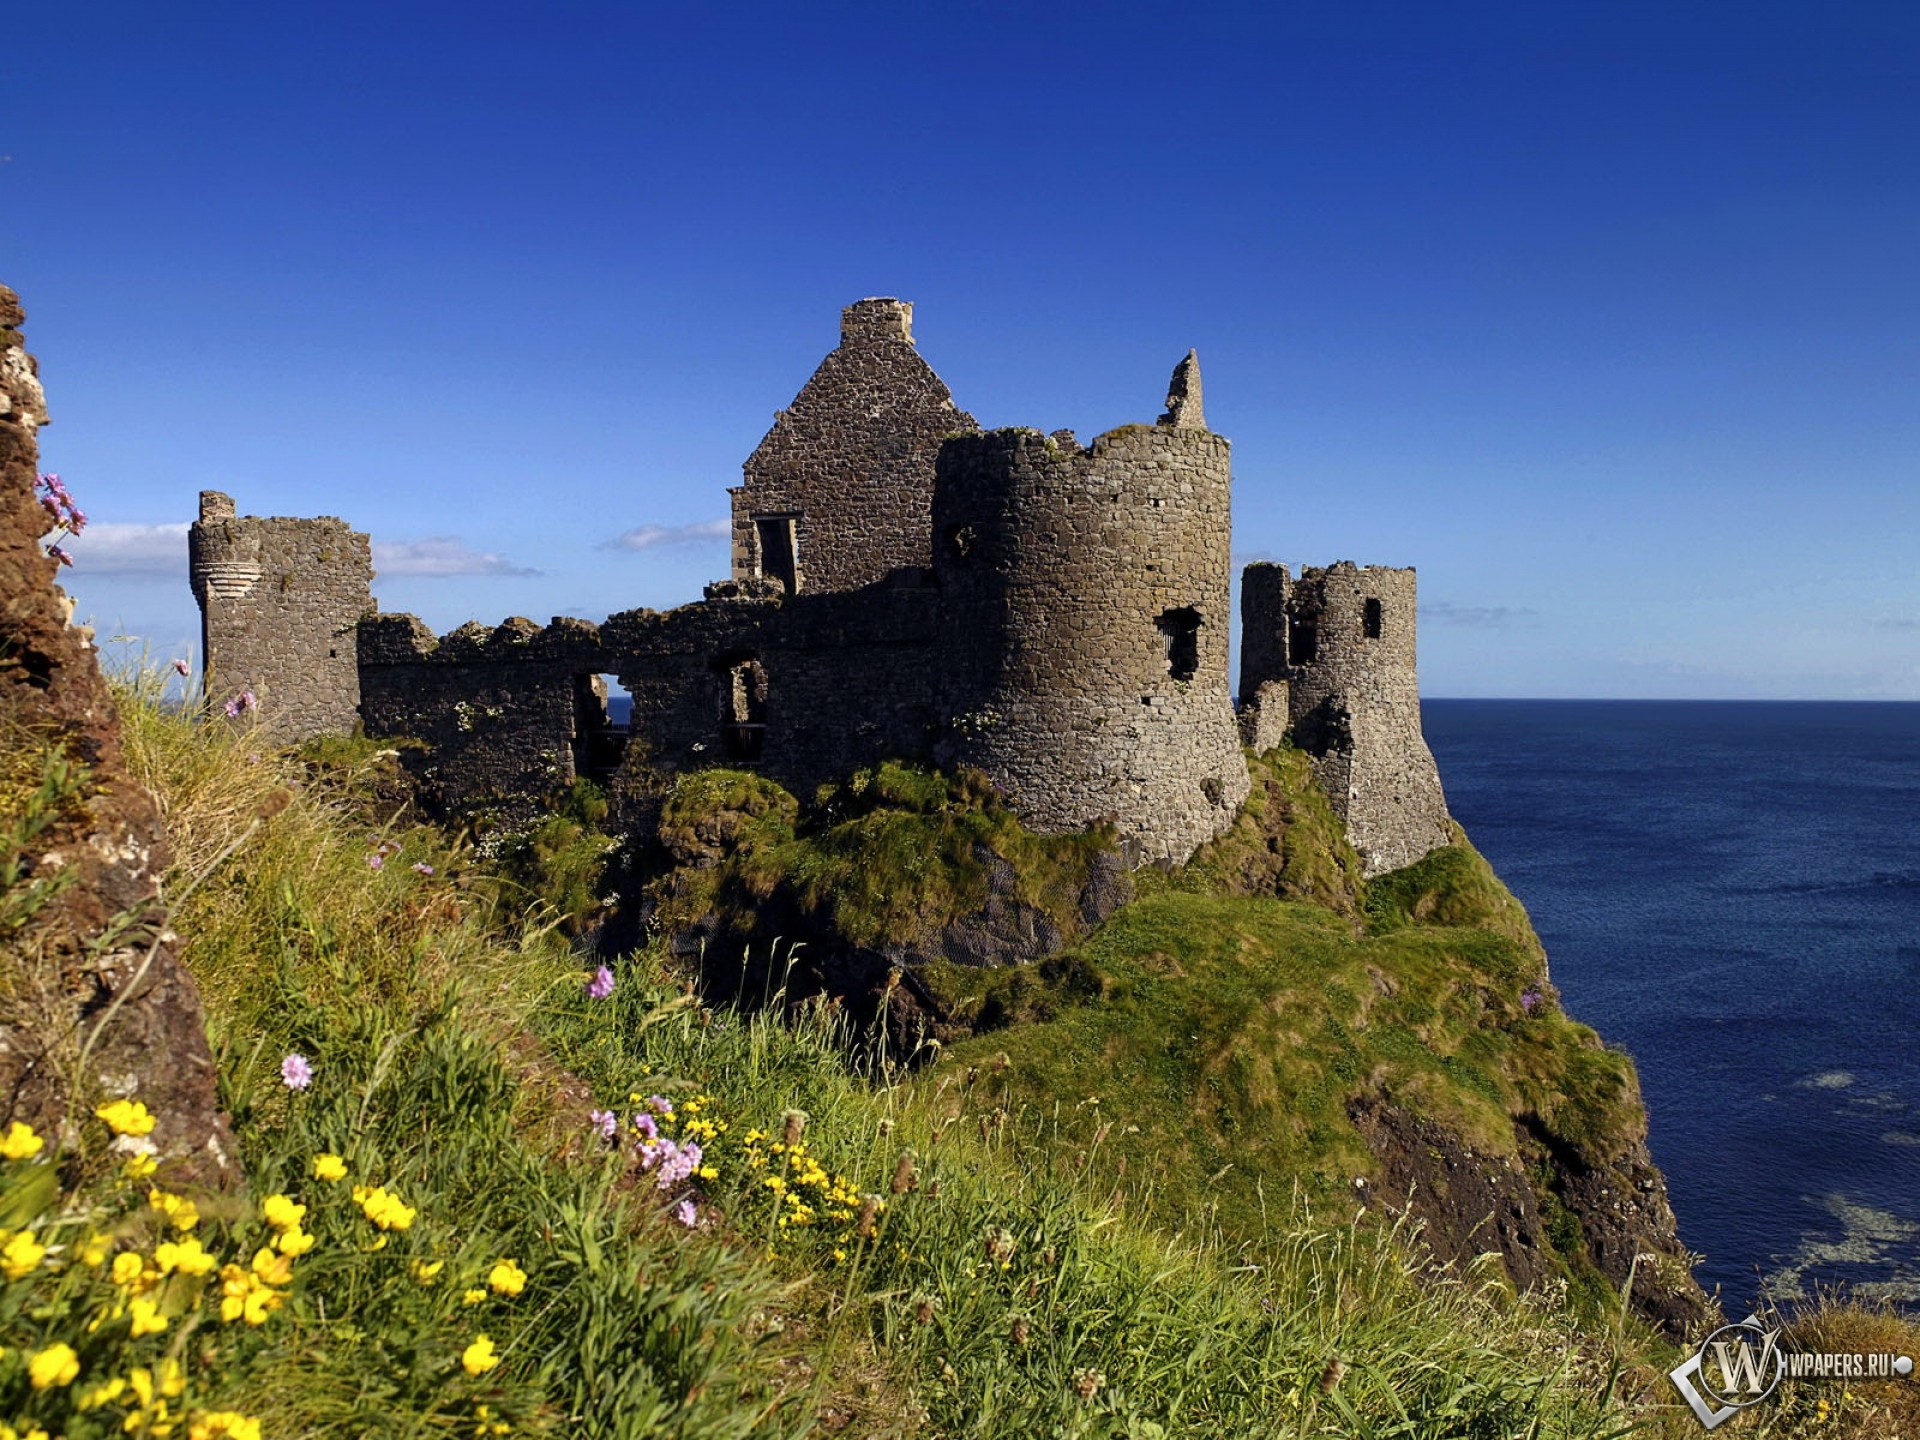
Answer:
xmin=1151 ymin=746 xmax=1364 ymax=915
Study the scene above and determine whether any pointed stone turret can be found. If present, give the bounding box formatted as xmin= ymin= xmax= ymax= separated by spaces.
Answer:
xmin=1158 ymin=349 xmax=1205 ymax=430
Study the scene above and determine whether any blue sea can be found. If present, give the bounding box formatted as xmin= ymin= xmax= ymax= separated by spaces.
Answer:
xmin=1423 ymin=700 xmax=1920 ymax=1313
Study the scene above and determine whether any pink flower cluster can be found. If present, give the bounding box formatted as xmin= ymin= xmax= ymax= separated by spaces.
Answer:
xmin=639 ymin=1136 xmax=703 ymax=1192
xmin=223 ymin=689 xmax=258 ymax=718
xmin=36 ymin=474 xmax=87 ymax=567
xmin=584 ymin=965 xmax=615 ymax=1001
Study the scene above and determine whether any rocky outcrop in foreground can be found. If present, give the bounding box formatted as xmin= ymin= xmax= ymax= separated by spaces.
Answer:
xmin=0 ymin=284 xmax=236 ymax=1183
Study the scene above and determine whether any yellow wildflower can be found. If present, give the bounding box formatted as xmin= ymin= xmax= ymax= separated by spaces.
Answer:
xmin=219 ymin=1264 xmax=283 ymax=1326
xmin=261 ymin=1193 xmax=306 ymax=1230
xmin=95 ymin=1099 xmax=156 ymax=1136
xmin=463 ymin=1287 xmax=488 ymax=1305
xmin=78 ymin=1234 xmax=109 ymax=1266
xmin=487 ymin=1258 xmax=528 ymax=1296
xmin=129 ymin=1295 xmax=168 ymax=1337
xmin=130 ymin=1357 xmax=187 ymax=1402
xmin=28 ymin=1340 xmax=80 ymax=1388
xmin=149 ymin=1188 xmax=200 ymax=1232
xmin=352 ymin=1184 xmax=417 ymax=1231
xmin=251 ymin=1247 xmax=293 ymax=1286
xmin=412 ymin=1258 xmax=445 ymax=1285
xmin=78 ymin=1375 xmax=128 ymax=1410
xmin=123 ymin=1152 xmax=159 ymax=1180
xmin=111 ymin=1250 xmax=148 ymax=1287
xmin=0 ymin=1121 xmax=44 ymax=1161
xmin=154 ymin=1236 xmax=216 ymax=1276
xmin=312 ymin=1152 xmax=348 ymax=1182
xmin=462 ymin=1333 xmax=501 ymax=1375
xmin=276 ymin=1225 xmax=316 ymax=1257
xmin=1 ymin=1229 xmax=47 ymax=1279
xmin=189 ymin=1413 xmax=262 ymax=1440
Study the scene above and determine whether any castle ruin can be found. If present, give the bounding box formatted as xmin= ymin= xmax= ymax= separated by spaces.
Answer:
xmin=189 ymin=299 xmax=1450 ymax=875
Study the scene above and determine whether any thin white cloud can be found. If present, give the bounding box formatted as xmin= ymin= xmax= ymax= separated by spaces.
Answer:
xmin=1423 ymin=601 xmax=1539 ymax=630
xmin=602 ymin=519 xmax=730 ymax=552
xmin=58 ymin=521 xmax=191 ymax=577
xmin=373 ymin=537 xmax=538 ymax=578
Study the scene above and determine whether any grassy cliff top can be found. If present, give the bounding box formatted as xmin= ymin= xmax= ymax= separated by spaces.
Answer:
xmin=5 ymin=680 xmax=1913 ymax=1438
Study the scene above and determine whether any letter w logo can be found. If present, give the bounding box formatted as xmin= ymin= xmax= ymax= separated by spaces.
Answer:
xmin=1711 ymin=1331 xmax=1779 ymax=1395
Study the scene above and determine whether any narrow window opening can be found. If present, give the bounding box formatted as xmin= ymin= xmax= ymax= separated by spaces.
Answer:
xmin=1288 ymin=617 xmax=1318 ymax=666
xmin=716 ymin=654 xmax=768 ymax=761
xmin=1157 ymin=606 xmax=1201 ymax=682
xmin=571 ymin=673 xmax=631 ymax=782
xmin=755 ymin=516 xmax=799 ymax=594
xmin=1363 ymin=598 xmax=1383 ymax=640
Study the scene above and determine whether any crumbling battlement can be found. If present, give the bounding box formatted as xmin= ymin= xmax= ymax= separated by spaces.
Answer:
xmin=1238 ymin=561 xmax=1451 ymax=876
xmin=191 ymin=299 xmax=1455 ymax=880
xmin=189 ymin=491 xmax=371 ymax=739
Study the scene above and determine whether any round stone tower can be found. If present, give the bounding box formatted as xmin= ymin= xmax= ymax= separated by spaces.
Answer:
xmin=932 ymin=356 xmax=1249 ymax=864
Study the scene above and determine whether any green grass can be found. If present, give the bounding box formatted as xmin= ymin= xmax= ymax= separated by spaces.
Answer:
xmin=8 ymin=674 xmax=1913 ymax=1436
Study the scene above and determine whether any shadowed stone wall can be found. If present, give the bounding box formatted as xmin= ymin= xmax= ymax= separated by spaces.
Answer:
xmin=932 ymin=406 xmax=1250 ymax=864
xmin=358 ymin=586 xmax=944 ymax=818
xmin=189 ymin=491 xmax=372 ymax=738
xmin=1239 ymin=561 xmax=1450 ymax=876
xmin=731 ymin=299 xmax=977 ymax=593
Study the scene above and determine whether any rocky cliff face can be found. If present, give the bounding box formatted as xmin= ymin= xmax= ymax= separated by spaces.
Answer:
xmin=1353 ymin=1094 xmax=1706 ymax=1339
xmin=0 ymin=284 xmax=236 ymax=1184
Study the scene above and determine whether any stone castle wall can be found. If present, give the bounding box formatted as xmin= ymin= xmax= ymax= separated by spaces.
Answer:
xmin=932 ymin=418 xmax=1250 ymax=863
xmin=731 ymin=299 xmax=977 ymax=593
xmin=189 ymin=491 xmax=371 ymax=739
xmin=358 ymin=584 xmax=944 ymax=816
xmin=1239 ymin=561 xmax=1451 ymax=876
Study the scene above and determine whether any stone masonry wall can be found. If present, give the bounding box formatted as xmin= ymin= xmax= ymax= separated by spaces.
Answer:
xmin=1239 ymin=561 xmax=1451 ymax=876
xmin=731 ymin=299 xmax=978 ymax=593
xmin=189 ymin=491 xmax=371 ymax=739
xmin=932 ymin=406 xmax=1251 ymax=865
xmin=358 ymin=584 xmax=943 ymax=816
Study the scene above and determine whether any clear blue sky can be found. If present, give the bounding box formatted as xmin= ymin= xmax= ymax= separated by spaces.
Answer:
xmin=7 ymin=2 xmax=1917 ymax=697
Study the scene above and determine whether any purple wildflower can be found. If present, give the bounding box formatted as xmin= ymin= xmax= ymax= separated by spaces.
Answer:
xmin=672 ymin=1200 xmax=697 ymax=1228
xmin=223 ymin=690 xmax=258 ymax=719
xmin=589 ymin=1108 xmax=618 ymax=1141
xmin=638 ymin=1137 xmax=703 ymax=1191
xmin=412 ymin=862 xmax=434 ymax=876
xmin=645 ymin=1094 xmax=673 ymax=1117
xmin=171 ymin=658 xmax=191 ymax=677
xmin=47 ymin=544 xmax=72 ymax=567
xmin=281 ymin=1053 xmax=313 ymax=1090
xmin=633 ymin=1112 xmax=659 ymax=1142
xmin=366 ymin=852 xmax=385 ymax=871
xmin=1520 ymin=987 xmax=1543 ymax=1015
xmin=584 ymin=965 xmax=615 ymax=1001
